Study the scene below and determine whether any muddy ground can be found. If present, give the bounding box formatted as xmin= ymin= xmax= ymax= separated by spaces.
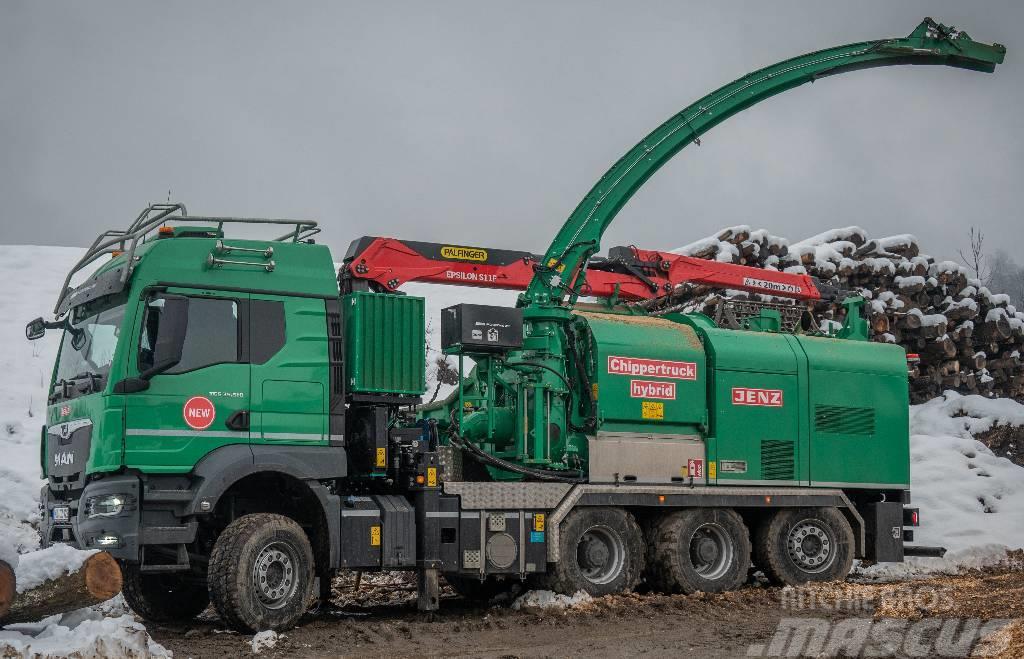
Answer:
xmin=150 ymin=567 xmax=1024 ymax=658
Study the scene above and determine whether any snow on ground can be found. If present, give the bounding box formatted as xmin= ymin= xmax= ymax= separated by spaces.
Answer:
xmin=249 ymin=629 xmax=280 ymax=654
xmin=1 ymin=245 xmax=1023 ymax=650
xmin=511 ymin=589 xmax=593 ymax=611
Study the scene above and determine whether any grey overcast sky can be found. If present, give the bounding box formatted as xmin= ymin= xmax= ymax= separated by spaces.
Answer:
xmin=1 ymin=1 xmax=1021 ymax=264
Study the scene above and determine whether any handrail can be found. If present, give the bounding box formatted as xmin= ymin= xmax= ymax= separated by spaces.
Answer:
xmin=53 ymin=203 xmax=318 ymax=314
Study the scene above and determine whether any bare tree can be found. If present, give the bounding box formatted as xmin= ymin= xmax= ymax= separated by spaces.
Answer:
xmin=428 ymin=356 xmax=460 ymax=403
xmin=958 ymin=226 xmax=989 ymax=283
xmin=989 ymin=249 xmax=1024 ymax=308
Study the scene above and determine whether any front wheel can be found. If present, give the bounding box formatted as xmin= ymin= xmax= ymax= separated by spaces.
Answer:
xmin=754 ymin=507 xmax=854 ymax=586
xmin=541 ymin=507 xmax=644 ymax=597
xmin=207 ymin=513 xmax=315 ymax=632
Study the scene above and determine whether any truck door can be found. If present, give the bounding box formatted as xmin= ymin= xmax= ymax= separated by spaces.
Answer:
xmin=248 ymin=295 xmax=328 ymax=447
xmin=124 ymin=289 xmax=251 ymax=471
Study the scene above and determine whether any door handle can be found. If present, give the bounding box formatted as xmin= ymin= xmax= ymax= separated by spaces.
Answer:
xmin=225 ymin=410 xmax=250 ymax=431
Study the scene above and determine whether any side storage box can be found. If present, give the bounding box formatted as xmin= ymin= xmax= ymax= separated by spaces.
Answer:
xmin=343 ymin=292 xmax=426 ymax=395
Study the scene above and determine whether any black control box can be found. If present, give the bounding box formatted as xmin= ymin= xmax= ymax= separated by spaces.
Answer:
xmin=441 ymin=304 xmax=523 ymax=352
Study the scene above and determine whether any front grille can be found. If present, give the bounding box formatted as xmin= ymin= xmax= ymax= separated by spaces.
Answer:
xmin=46 ymin=420 xmax=92 ymax=491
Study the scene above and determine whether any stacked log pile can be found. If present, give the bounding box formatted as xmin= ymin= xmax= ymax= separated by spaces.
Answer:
xmin=664 ymin=226 xmax=1024 ymax=403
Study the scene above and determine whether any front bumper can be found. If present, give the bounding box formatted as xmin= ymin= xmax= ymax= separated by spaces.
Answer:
xmin=41 ymin=474 xmax=141 ymax=561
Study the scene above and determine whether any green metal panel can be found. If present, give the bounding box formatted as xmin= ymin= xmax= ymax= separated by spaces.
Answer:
xmin=700 ymin=327 xmax=804 ymax=485
xmin=794 ymin=335 xmax=910 ymax=488
xmin=344 ymin=292 xmax=426 ymax=395
xmin=580 ymin=312 xmax=706 ymax=435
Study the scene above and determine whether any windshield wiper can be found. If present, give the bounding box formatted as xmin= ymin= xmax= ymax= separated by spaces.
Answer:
xmin=71 ymin=371 xmax=105 ymax=395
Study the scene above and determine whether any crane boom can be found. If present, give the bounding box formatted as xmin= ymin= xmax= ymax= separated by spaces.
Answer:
xmin=523 ymin=18 xmax=1005 ymax=308
xmin=341 ymin=236 xmax=826 ymax=302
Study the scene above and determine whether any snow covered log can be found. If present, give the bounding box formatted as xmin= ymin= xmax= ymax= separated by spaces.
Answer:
xmin=2 ymin=552 xmax=121 ymax=625
xmin=661 ymin=225 xmax=1024 ymax=403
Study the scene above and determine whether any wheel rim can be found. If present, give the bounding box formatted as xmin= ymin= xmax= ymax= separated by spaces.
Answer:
xmin=786 ymin=519 xmax=835 ymax=573
xmin=252 ymin=541 xmax=298 ymax=609
xmin=576 ymin=525 xmax=626 ymax=585
xmin=687 ymin=522 xmax=734 ymax=581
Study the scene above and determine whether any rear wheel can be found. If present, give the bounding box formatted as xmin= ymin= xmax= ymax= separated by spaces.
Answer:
xmin=208 ymin=513 xmax=315 ymax=632
xmin=754 ymin=507 xmax=854 ymax=586
xmin=646 ymin=508 xmax=751 ymax=594
xmin=121 ymin=562 xmax=210 ymax=623
xmin=542 ymin=507 xmax=644 ymax=597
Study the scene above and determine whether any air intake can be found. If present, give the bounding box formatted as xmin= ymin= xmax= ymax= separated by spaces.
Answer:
xmin=761 ymin=440 xmax=795 ymax=481
xmin=814 ymin=405 xmax=875 ymax=436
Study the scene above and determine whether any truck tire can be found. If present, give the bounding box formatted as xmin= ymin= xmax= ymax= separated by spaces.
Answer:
xmin=121 ymin=562 xmax=210 ymax=623
xmin=208 ymin=513 xmax=315 ymax=632
xmin=754 ymin=507 xmax=854 ymax=586
xmin=646 ymin=508 xmax=751 ymax=594
xmin=541 ymin=507 xmax=644 ymax=597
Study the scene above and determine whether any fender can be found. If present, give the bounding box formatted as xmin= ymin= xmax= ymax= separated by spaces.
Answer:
xmin=183 ymin=444 xmax=345 ymax=567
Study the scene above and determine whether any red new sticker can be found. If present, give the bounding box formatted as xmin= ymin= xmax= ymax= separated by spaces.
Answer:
xmin=630 ymin=380 xmax=676 ymax=400
xmin=731 ymin=387 xmax=784 ymax=407
xmin=607 ymin=356 xmax=697 ymax=380
xmin=688 ymin=458 xmax=704 ymax=479
xmin=183 ymin=396 xmax=216 ymax=430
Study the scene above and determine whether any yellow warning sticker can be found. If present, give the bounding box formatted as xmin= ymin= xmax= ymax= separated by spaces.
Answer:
xmin=370 ymin=525 xmax=381 ymax=547
xmin=427 ymin=467 xmax=438 ymax=487
xmin=591 ymin=383 xmax=599 ymax=400
xmin=375 ymin=447 xmax=387 ymax=468
xmin=641 ymin=401 xmax=664 ymax=420
xmin=709 ymin=461 xmax=717 ymax=480
xmin=442 ymin=245 xmax=488 ymax=262
xmin=534 ymin=514 xmax=545 ymax=532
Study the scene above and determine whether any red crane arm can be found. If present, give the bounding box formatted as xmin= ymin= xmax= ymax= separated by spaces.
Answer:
xmin=341 ymin=237 xmax=822 ymax=302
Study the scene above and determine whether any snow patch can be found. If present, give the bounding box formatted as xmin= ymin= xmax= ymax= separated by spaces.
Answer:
xmin=251 ymin=629 xmax=280 ymax=654
xmin=511 ymin=590 xmax=593 ymax=610
xmin=0 ymin=613 xmax=171 ymax=658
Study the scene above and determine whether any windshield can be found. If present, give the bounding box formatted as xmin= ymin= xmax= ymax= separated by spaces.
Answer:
xmin=52 ymin=301 xmax=127 ymax=399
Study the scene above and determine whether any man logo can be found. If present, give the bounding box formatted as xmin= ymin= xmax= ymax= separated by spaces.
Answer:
xmin=54 ymin=452 xmax=74 ymax=467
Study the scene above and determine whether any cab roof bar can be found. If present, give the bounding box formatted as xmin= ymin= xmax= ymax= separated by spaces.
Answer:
xmin=53 ymin=203 xmax=318 ymax=315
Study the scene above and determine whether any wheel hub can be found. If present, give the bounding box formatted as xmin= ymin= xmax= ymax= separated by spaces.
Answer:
xmin=253 ymin=542 xmax=296 ymax=609
xmin=687 ymin=523 xmax=733 ymax=581
xmin=787 ymin=521 xmax=833 ymax=572
xmin=580 ymin=536 xmax=610 ymax=569
xmin=576 ymin=526 xmax=625 ymax=585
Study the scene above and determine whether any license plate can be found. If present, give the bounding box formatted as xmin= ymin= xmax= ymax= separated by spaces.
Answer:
xmin=52 ymin=506 xmax=70 ymax=523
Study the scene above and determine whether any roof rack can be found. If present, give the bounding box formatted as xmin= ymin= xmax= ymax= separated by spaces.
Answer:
xmin=54 ymin=202 xmax=319 ymax=314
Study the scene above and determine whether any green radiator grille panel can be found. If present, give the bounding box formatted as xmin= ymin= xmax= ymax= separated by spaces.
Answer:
xmin=814 ymin=405 xmax=875 ymax=436
xmin=343 ymin=292 xmax=426 ymax=395
xmin=761 ymin=440 xmax=795 ymax=480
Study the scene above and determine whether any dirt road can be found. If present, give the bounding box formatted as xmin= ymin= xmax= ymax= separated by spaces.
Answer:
xmin=150 ymin=569 xmax=1024 ymax=658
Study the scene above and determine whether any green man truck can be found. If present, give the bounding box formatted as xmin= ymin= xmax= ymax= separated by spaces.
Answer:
xmin=27 ymin=19 xmax=1004 ymax=632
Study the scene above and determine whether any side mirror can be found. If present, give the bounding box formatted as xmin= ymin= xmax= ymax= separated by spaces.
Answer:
xmin=25 ymin=317 xmax=46 ymax=341
xmin=140 ymin=295 xmax=190 ymax=380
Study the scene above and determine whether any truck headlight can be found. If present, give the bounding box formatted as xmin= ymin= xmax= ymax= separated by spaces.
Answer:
xmin=85 ymin=493 xmax=131 ymax=518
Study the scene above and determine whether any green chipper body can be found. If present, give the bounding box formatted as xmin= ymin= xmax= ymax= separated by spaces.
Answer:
xmin=424 ymin=302 xmax=909 ymax=490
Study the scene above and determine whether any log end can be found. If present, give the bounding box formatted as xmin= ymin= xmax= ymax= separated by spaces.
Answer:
xmin=83 ymin=552 xmax=122 ymax=602
xmin=0 ymin=561 xmax=14 ymax=619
